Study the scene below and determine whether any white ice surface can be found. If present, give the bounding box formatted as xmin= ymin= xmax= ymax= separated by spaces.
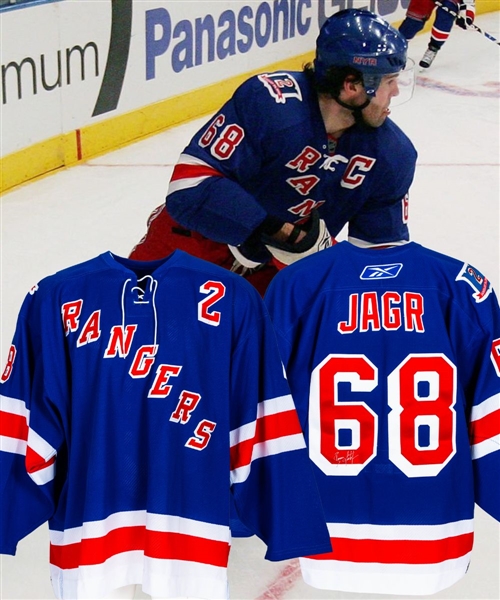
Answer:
xmin=1 ymin=12 xmax=499 ymax=600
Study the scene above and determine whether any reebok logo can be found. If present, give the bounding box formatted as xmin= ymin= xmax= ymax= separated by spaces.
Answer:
xmin=360 ymin=263 xmax=403 ymax=280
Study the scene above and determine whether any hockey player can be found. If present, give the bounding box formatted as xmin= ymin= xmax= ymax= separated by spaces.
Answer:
xmin=399 ymin=0 xmax=476 ymax=68
xmin=264 ymin=241 xmax=500 ymax=596
xmin=130 ymin=9 xmax=417 ymax=295
xmin=0 ymin=251 xmax=331 ymax=599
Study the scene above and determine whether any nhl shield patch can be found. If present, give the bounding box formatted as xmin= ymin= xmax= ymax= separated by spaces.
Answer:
xmin=258 ymin=72 xmax=302 ymax=104
xmin=360 ymin=263 xmax=403 ymax=280
xmin=456 ymin=263 xmax=492 ymax=303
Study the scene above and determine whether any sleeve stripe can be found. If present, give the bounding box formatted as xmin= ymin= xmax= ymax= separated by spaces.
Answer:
xmin=469 ymin=394 xmax=500 ymax=458
xmin=470 ymin=393 xmax=500 ymax=421
xmin=27 ymin=428 xmax=57 ymax=462
xmin=0 ymin=410 xmax=29 ymax=442
xmin=167 ymin=155 xmax=223 ymax=195
xmin=257 ymin=394 xmax=297 ymax=418
xmin=170 ymin=162 xmax=223 ymax=182
xmin=26 ymin=445 xmax=56 ymax=484
xmin=230 ymin=409 xmax=303 ymax=466
xmin=229 ymin=394 xmax=298 ymax=445
xmin=471 ymin=435 xmax=500 ymax=460
xmin=0 ymin=435 xmax=27 ymax=455
xmin=469 ymin=410 xmax=500 ymax=445
xmin=230 ymin=400 xmax=305 ymax=484
xmin=168 ymin=176 xmax=212 ymax=195
xmin=0 ymin=394 xmax=29 ymax=418
xmin=25 ymin=430 xmax=57 ymax=484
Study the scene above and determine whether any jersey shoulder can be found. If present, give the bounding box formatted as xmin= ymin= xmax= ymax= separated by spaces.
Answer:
xmin=173 ymin=251 xmax=267 ymax=312
xmin=416 ymin=245 xmax=497 ymax=311
xmin=26 ymin=255 xmax=108 ymax=300
xmin=233 ymin=71 xmax=317 ymax=130
xmin=372 ymin=118 xmax=417 ymax=165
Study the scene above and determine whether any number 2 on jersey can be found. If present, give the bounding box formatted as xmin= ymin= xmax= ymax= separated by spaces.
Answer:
xmin=309 ymin=353 xmax=457 ymax=477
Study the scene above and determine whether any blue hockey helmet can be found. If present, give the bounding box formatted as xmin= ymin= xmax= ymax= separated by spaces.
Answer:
xmin=314 ymin=9 xmax=408 ymax=96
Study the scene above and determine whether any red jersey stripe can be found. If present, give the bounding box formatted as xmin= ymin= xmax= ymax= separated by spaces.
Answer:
xmin=230 ymin=409 xmax=303 ymax=470
xmin=469 ymin=409 xmax=500 ymax=444
xmin=170 ymin=163 xmax=223 ymax=182
xmin=0 ymin=410 xmax=28 ymax=441
xmin=50 ymin=526 xmax=230 ymax=570
xmin=307 ymin=533 xmax=474 ymax=564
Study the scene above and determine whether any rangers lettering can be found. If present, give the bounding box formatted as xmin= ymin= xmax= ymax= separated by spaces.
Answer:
xmin=104 ymin=325 xmax=138 ymax=358
xmin=77 ymin=311 xmax=101 ymax=347
xmin=148 ymin=364 xmax=182 ymax=398
xmin=129 ymin=345 xmax=157 ymax=378
xmin=341 ymin=155 xmax=376 ymax=189
xmin=288 ymin=199 xmax=325 ymax=219
xmin=186 ymin=419 xmax=216 ymax=450
xmin=61 ymin=300 xmax=83 ymax=335
xmin=286 ymin=146 xmax=322 ymax=173
xmin=170 ymin=390 xmax=202 ymax=424
xmin=338 ymin=291 xmax=424 ymax=334
xmin=286 ymin=174 xmax=320 ymax=196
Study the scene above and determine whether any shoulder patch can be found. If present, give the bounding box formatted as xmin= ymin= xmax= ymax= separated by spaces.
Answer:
xmin=360 ymin=263 xmax=403 ymax=280
xmin=456 ymin=263 xmax=492 ymax=303
xmin=257 ymin=72 xmax=302 ymax=104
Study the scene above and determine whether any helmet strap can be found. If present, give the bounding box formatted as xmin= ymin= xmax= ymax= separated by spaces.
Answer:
xmin=333 ymin=96 xmax=371 ymax=112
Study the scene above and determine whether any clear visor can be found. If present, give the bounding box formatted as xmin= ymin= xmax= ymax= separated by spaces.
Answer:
xmin=391 ymin=58 xmax=416 ymax=107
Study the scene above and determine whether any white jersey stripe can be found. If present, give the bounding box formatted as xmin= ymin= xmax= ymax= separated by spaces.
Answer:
xmin=471 ymin=434 xmax=500 ymax=459
xmin=0 ymin=435 xmax=27 ymax=455
xmin=470 ymin=393 xmax=500 ymax=421
xmin=49 ymin=511 xmax=230 ymax=546
xmin=326 ymin=519 xmax=474 ymax=541
xmin=0 ymin=394 xmax=30 ymax=418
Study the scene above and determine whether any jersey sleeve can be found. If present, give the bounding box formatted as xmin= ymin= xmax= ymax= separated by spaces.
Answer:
xmin=347 ymin=122 xmax=416 ymax=245
xmin=0 ymin=285 xmax=66 ymax=554
xmin=466 ymin=291 xmax=500 ymax=521
xmin=166 ymin=77 xmax=279 ymax=245
xmin=228 ymin=290 xmax=330 ymax=560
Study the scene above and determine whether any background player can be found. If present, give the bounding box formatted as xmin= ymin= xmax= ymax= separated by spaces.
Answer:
xmin=130 ymin=9 xmax=417 ymax=295
xmin=399 ymin=0 xmax=476 ymax=68
xmin=264 ymin=240 xmax=500 ymax=595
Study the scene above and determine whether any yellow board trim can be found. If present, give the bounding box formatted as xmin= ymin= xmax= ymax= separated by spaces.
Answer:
xmin=1 ymin=52 xmax=314 ymax=193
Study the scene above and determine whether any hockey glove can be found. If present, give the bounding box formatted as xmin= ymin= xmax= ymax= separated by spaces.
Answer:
xmin=456 ymin=1 xmax=475 ymax=29
xmin=263 ymin=210 xmax=333 ymax=266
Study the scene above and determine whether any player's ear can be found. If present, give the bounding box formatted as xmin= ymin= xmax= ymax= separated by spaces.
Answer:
xmin=343 ymin=74 xmax=363 ymax=95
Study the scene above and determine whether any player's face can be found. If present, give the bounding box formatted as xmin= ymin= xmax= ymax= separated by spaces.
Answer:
xmin=361 ymin=74 xmax=400 ymax=127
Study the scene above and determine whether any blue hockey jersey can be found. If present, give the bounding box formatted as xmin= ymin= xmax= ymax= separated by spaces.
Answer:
xmin=264 ymin=241 xmax=500 ymax=596
xmin=166 ymin=70 xmax=417 ymax=248
xmin=0 ymin=251 xmax=331 ymax=599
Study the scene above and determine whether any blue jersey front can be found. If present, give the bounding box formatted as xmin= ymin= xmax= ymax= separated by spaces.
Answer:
xmin=0 ymin=251 xmax=330 ymax=599
xmin=167 ymin=71 xmax=417 ymax=247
